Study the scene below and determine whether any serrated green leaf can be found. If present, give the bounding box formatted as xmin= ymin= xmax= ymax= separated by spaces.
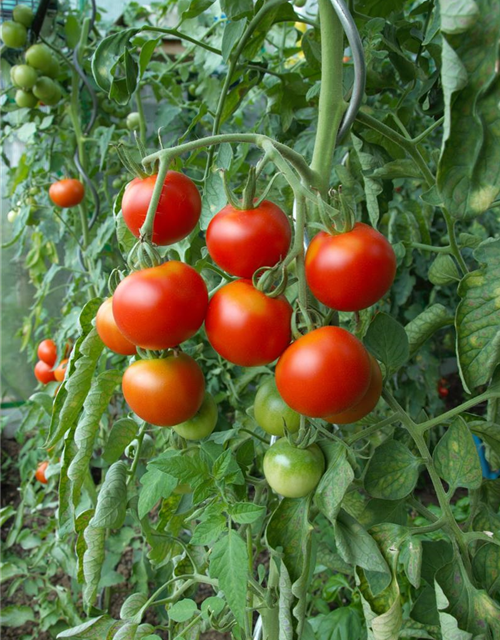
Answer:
xmin=428 ymin=254 xmax=460 ymax=285
xmin=102 ymin=418 xmax=138 ymax=464
xmin=120 ymin=592 xmax=148 ymax=621
xmin=209 ymin=530 xmax=248 ymax=627
xmin=371 ymin=159 xmax=422 ymax=180
xmin=191 ymin=514 xmax=226 ymax=545
xmin=364 ymin=440 xmax=420 ymax=500
xmin=352 ymin=135 xmax=383 ymax=227
xmin=456 ymin=238 xmax=500 ymax=392
xmin=91 ymin=461 xmax=128 ymax=529
xmin=405 ymin=304 xmax=453 ymax=356
xmin=228 ymin=502 xmax=266 ymax=524
xmin=75 ymin=509 xmax=94 ymax=583
xmin=56 ymin=615 xmax=115 ymax=638
xmin=0 ymin=605 xmax=35 ymax=627
xmin=138 ymin=468 xmax=177 ymax=519
xmin=472 ymin=543 xmax=500 ymax=597
xmin=365 ymin=313 xmax=409 ymax=371
xmin=68 ymin=369 xmax=122 ymax=507
xmin=434 ymin=417 xmax=482 ymax=490
xmin=315 ymin=442 xmax=354 ymax=523
xmin=82 ymin=525 xmax=106 ymax=608
xmin=221 ymin=19 xmax=246 ymax=61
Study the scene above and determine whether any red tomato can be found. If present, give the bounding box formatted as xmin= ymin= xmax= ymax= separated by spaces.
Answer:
xmin=113 ymin=261 xmax=208 ymax=350
xmin=34 ymin=360 xmax=56 ymax=384
xmin=122 ymin=354 xmax=205 ymax=426
xmin=122 ymin=171 xmax=201 ymax=245
xmin=96 ymin=298 xmax=136 ymax=355
xmin=54 ymin=358 xmax=69 ymax=382
xmin=35 ymin=461 xmax=49 ymax=484
xmin=325 ymin=355 xmax=382 ymax=424
xmin=276 ymin=326 xmax=371 ymax=417
xmin=205 ymin=279 xmax=292 ymax=366
xmin=37 ymin=339 xmax=57 ymax=366
xmin=49 ymin=179 xmax=85 ymax=208
xmin=206 ymin=200 xmax=291 ymax=278
xmin=305 ymin=223 xmax=397 ymax=311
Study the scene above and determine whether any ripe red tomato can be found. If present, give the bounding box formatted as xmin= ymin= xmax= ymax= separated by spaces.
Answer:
xmin=37 ymin=339 xmax=57 ymax=366
xmin=206 ymin=200 xmax=291 ymax=278
xmin=49 ymin=179 xmax=85 ymax=208
xmin=35 ymin=461 xmax=49 ymax=484
xmin=122 ymin=354 xmax=205 ymax=426
xmin=122 ymin=171 xmax=201 ymax=245
xmin=305 ymin=223 xmax=397 ymax=311
xmin=113 ymin=261 xmax=208 ymax=350
xmin=34 ymin=360 xmax=56 ymax=384
xmin=205 ymin=279 xmax=292 ymax=366
xmin=325 ymin=355 xmax=382 ymax=424
xmin=54 ymin=358 xmax=69 ymax=382
xmin=96 ymin=298 xmax=136 ymax=355
xmin=276 ymin=326 xmax=371 ymax=417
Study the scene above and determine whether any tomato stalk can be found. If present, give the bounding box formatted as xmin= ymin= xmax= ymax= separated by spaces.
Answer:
xmin=135 ymin=86 xmax=147 ymax=147
xmin=310 ymin=0 xmax=346 ymax=196
xmin=138 ymin=155 xmax=170 ymax=244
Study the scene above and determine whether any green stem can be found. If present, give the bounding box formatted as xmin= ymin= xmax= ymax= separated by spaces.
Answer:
xmin=310 ymin=0 xmax=346 ymax=195
xmin=417 ymin=388 xmax=500 ymax=433
xmin=345 ymin=413 xmax=400 ymax=445
xmin=127 ymin=422 xmax=147 ymax=485
xmin=139 ymin=156 xmax=170 ymax=241
xmin=383 ymin=390 xmax=473 ymax=576
xmin=442 ymin=207 xmax=468 ymax=275
xmin=410 ymin=242 xmax=452 ymax=254
xmin=135 ymin=86 xmax=147 ymax=147
xmin=204 ymin=0 xmax=287 ymax=179
xmin=409 ymin=516 xmax=447 ymax=535
xmin=412 ymin=116 xmax=445 ymax=144
xmin=407 ymin=496 xmax=439 ymax=523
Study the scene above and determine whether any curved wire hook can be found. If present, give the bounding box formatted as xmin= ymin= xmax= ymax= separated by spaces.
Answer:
xmin=330 ymin=0 xmax=366 ymax=142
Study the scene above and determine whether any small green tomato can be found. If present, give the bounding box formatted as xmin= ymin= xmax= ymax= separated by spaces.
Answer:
xmin=126 ymin=111 xmax=141 ymax=131
xmin=254 ymin=378 xmax=300 ymax=436
xmin=25 ymin=44 xmax=54 ymax=73
xmin=7 ymin=209 xmax=19 ymax=223
xmin=15 ymin=89 xmax=38 ymax=108
xmin=263 ymin=438 xmax=325 ymax=498
xmin=12 ymin=4 xmax=34 ymax=27
xmin=172 ymin=393 xmax=217 ymax=440
xmin=12 ymin=64 xmax=38 ymax=90
xmin=1 ymin=21 xmax=27 ymax=48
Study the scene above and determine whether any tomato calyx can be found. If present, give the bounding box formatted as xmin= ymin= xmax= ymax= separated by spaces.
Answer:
xmin=127 ymin=239 xmax=162 ymax=271
xmin=252 ymin=261 xmax=288 ymax=298
xmin=290 ymin=304 xmax=324 ymax=340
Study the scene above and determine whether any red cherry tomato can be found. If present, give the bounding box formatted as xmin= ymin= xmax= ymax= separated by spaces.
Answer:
xmin=113 ymin=261 xmax=208 ymax=350
xmin=205 ymin=279 xmax=292 ymax=366
xmin=37 ymin=339 xmax=57 ymax=366
xmin=325 ymin=355 xmax=382 ymax=424
xmin=206 ymin=200 xmax=291 ymax=278
xmin=96 ymin=298 xmax=136 ymax=355
xmin=305 ymin=223 xmax=397 ymax=311
xmin=122 ymin=354 xmax=205 ymax=426
xmin=276 ymin=326 xmax=371 ymax=417
xmin=121 ymin=171 xmax=201 ymax=245
xmin=35 ymin=461 xmax=49 ymax=484
xmin=49 ymin=179 xmax=85 ymax=208
xmin=34 ymin=360 xmax=56 ymax=384
xmin=54 ymin=358 xmax=69 ymax=382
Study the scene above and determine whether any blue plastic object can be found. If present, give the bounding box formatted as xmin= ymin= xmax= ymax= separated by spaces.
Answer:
xmin=473 ymin=435 xmax=500 ymax=480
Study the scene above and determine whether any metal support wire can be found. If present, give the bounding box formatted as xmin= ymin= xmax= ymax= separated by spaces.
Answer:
xmin=252 ymin=4 xmax=364 ymax=639
xmin=331 ymin=0 xmax=366 ymax=142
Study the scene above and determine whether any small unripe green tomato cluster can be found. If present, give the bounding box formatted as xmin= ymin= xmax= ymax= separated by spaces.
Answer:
xmin=9 ymin=40 xmax=62 ymax=109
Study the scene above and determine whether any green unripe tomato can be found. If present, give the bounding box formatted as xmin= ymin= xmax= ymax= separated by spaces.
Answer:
xmin=29 ymin=186 xmax=41 ymax=196
xmin=25 ymin=44 xmax=54 ymax=73
xmin=2 ymin=21 xmax=27 ymax=48
xmin=254 ymin=378 xmax=300 ymax=436
xmin=294 ymin=0 xmax=307 ymax=6
xmin=33 ymin=76 xmax=59 ymax=101
xmin=111 ymin=178 xmax=123 ymax=189
xmin=7 ymin=209 xmax=19 ymax=223
xmin=15 ymin=89 xmax=38 ymax=108
xmin=101 ymin=99 xmax=114 ymax=114
xmin=125 ymin=434 xmax=155 ymax=459
xmin=12 ymin=64 xmax=38 ymax=90
xmin=13 ymin=4 xmax=34 ymax=27
xmin=40 ymin=83 xmax=61 ymax=106
xmin=263 ymin=439 xmax=325 ymax=498
xmin=173 ymin=393 xmax=217 ymax=440
xmin=126 ymin=111 xmax=141 ymax=130
xmin=188 ymin=84 xmax=196 ymax=96
xmin=45 ymin=56 xmax=60 ymax=79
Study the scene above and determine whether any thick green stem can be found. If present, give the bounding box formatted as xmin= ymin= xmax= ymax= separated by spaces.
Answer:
xmin=135 ymin=87 xmax=147 ymax=147
xmin=345 ymin=413 xmax=400 ymax=445
xmin=383 ymin=390 xmax=473 ymax=576
xmin=127 ymin=422 xmax=147 ymax=486
xmin=442 ymin=207 xmax=468 ymax=274
xmin=417 ymin=388 xmax=500 ymax=433
xmin=410 ymin=242 xmax=452 ymax=254
xmin=139 ymin=156 xmax=170 ymax=241
xmin=310 ymin=0 xmax=346 ymax=194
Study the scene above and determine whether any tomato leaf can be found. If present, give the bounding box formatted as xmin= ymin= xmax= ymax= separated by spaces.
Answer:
xmin=102 ymin=418 xmax=138 ymax=464
xmin=433 ymin=417 xmax=482 ymax=490
xmin=405 ymin=303 xmax=453 ymax=357
xmin=91 ymin=461 xmax=128 ymax=529
xmin=364 ymin=440 xmax=420 ymax=500
xmin=315 ymin=442 xmax=354 ymax=524
xmin=365 ymin=313 xmax=409 ymax=371
xmin=138 ymin=468 xmax=177 ymax=519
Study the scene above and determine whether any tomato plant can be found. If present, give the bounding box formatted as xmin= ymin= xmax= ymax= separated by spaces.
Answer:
xmin=2 ymin=0 xmax=500 ymax=638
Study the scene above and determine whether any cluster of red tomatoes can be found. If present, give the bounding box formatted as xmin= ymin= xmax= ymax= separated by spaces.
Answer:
xmin=34 ymin=339 xmax=68 ymax=384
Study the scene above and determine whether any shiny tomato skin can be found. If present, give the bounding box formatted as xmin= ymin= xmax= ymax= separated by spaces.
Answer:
xmin=35 ymin=461 xmax=49 ymax=484
xmin=122 ymin=355 xmax=205 ymax=427
xmin=113 ymin=261 xmax=208 ymax=350
xmin=37 ymin=339 xmax=57 ymax=366
xmin=122 ymin=171 xmax=201 ymax=246
xmin=96 ymin=298 xmax=136 ymax=355
xmin=173 ymin=393 xmax=218 ymax=440
xmin=54 ymin=358 xmax=69 ymax=382
xmin=325 ymin=355 xmax=382 ymax=424
xmin=305 ymin=223 xmax=397 ymax=311
xmin=206 ymin=201 xmax=291 ymax=278
xmin=49 ymin=179 xmax=85 ymax=208
xmin=263 ymin=439 xmax=325 ymax=498
xmin=254 ymin=377 xmax=300 ymax=436
xmin=34 ymin=360 xmax=56 ymax=384
xmin=276 ymin=326 xmax=371 ymax=418
xmin=205 ymin=279 xmax=292 ymax=367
